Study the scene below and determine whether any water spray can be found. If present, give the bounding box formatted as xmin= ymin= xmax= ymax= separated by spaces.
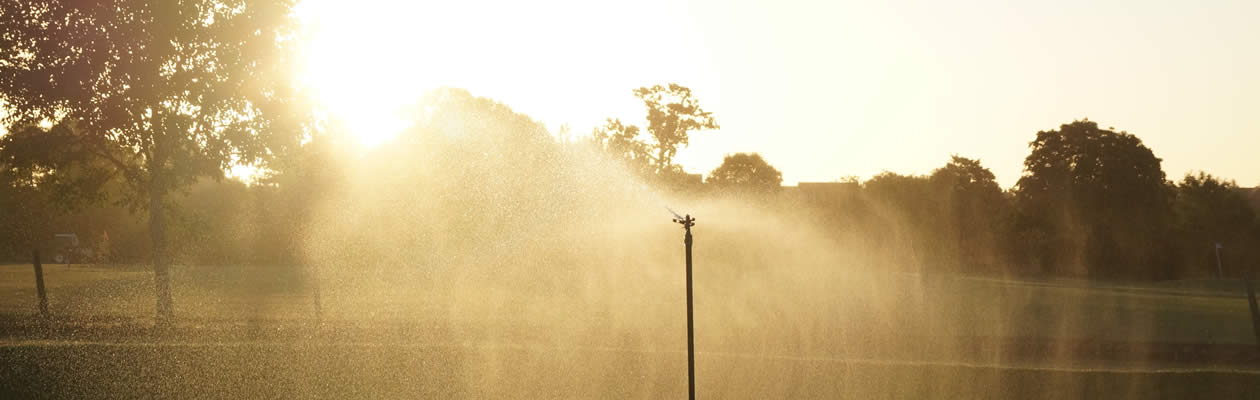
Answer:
xmin=669 ymin=207 xmax=697 ymax=400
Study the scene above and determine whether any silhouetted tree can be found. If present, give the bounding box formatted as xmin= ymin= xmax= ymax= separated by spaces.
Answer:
xmin=0 ymin=165 xmax=51 ymax=261
xmin=591 ymin=118 xmax=652 ymax=176
xmin=707 ymin=153 xmax=783 ymax=193
xmin=861 ymin=171 xmax=938 ymax=271
xmin=635 ymin=84 xmax=719 ymax=172
xmin=593 ymin=84 xmax=718 ymax=184
xmin=0 ymin=123 xmax=126 ymax=209
xmin=929 ymin=155 xmax=1009 ymax=273
xmin=0 ymin=0 xmax=307 ymax=321
xmin=1170 ymin=172 xmax=1259 ymax=278
xmin=1246 ymin=187 xmax=1260 ymax=218
xmin=1013 ymin=120 xmax=1172 ymax=278
xmin=0 ymin=122 xmax=148 ymax=262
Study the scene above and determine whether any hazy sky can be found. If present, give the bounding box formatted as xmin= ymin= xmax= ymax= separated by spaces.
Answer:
xmin=299 ymin=0 xmax=1260 ymax=187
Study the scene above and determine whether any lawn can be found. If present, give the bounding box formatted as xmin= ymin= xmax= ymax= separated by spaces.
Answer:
xmin=1 ymin=341 xmax=1258 ymax=399
xmin=1 ymin=263 xmax=1258 ymax=398
xmin=2 ymin=263 xmax=1256 ymax=344
xmin=0 ymin=263 xmax=313 ymax=321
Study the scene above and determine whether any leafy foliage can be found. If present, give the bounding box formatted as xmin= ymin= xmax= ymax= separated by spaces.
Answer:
xmin=1169 ymin=172 xmax=1259 ymax=277
xmin=0 ymin=0 xmax=308 ymax=184
xmin=592 ymin=84 xmax=718 ymax=183
xmin=0 ymin=0 xmax=307 ymax=319
xmin=590 ymin=118 xmax=651 ymax=176
xmin=1013 ymin=120 xmax=1172 ymax=277
xmin=707 ymin=153 xmax=782 ymax=193
xmin=633 ymin=84 xmax=719 ymax=171
xmin=929 ymin=156 xmax=1010 ymax=271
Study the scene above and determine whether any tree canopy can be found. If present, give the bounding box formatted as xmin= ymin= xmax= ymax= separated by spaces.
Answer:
xmin=929 ymin=156 xmax=1009 ymax=272
xmin=707 ymin=152 xmax=783 ymax=193
xmin=1013 ymin=120 xmax=1171 ymax=277
xmin=0 ymin=0 xmax=307 ymax=320
xmin=1169 ymin=172 xmax=1258 ymax=277
xmin=634 ymin=84 xmax=718 ymax=171
xmin=592 ymin=83 xmax=718 ymax=183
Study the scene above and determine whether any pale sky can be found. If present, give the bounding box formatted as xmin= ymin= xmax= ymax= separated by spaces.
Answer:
xmin=298 ymin=0 xmax=1260 ymax=188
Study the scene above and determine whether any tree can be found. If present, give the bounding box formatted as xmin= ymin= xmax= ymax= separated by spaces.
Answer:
xmin=0 ymin=0 xmax=307 ymax=321
xmin=706 ymin=153 xmax=783 ymax=193
xmin=590 ymin=118 xmax=652 ymax=176
xmin=634 ymin=84 xmax=719 ymax=172
xmin=930 ymin=156 xmax=1001 ymax=196
xmin=0 ymin=163 xmax=52 ymax=261
xmin=928 ymin=155 xmax=1009 ymax=272
xmin=593 ymin=84 xmax=718 ymax=181
xmin=861 ymin=171 xmax=938 ymax=271
xmin=1013 ymin=120 xmax=1172 ymax=278
xmin=1171 ymin=172 xmax=1259 ymax=277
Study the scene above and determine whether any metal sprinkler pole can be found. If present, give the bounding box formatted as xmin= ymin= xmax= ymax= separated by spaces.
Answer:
xmin=1246 ymin=277 xmax=1260 ymax=353
xmin=32 ymin=249 xmax=49 ymax=319
xmin=673 ymin=213 xmax=697 ymax=400
xmin=1219 ymin=245 xmax=1260 ymax=352
xmin=1215 ymin=243 xmax=1224 ymax=279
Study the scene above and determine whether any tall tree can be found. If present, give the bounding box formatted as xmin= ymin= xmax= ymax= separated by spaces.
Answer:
xmin=706 ymin=152 xmax=783 ymax=193
xmin=590 ymin=118 xmax=652 ymax=176
xmin=0 ymin=0 xmax=307 ymax=321
xmin=861 ymin=171 xmax=939 ymax=271
xmin=593 ymin=84 xmax=718 ymax=182
xmin=1013 ymin=120 xmax=1172 ymax=278
xmin=634 ymin=84 xmax=719 ymax=172
xmin=928 ymin=155 xmax=1009 ymax=272
xmin=1171 ymin=172 xmax=1258 ymax=277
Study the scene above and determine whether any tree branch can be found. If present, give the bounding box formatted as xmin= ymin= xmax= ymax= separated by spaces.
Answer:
xmin=74 ymin=133 xmax=140 ymax=180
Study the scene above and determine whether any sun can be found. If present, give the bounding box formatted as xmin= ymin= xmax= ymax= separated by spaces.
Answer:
xmin=294 ymin=0 xmax=443 ymax=147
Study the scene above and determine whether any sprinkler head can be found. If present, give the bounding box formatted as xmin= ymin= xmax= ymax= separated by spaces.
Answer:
xmin=666 ymin=207 xmax=695 ymax=228
xmin=672 ymin=214 xmax=696 ymax=228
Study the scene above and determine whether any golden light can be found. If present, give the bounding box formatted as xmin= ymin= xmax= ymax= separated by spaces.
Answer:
xmin=295 ymin=0 xmax=444 ymax=147
xmin=291 ymin=0 xmax=692 ymax=150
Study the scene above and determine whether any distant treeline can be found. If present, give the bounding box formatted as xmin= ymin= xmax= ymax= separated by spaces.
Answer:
xmin=769 ymin=149 xmax=1260 ymax=281
xmin=3 ymin=88 xmax=1257 ymax=282
xmin=670 ymin=120 xmax=1260 ymax=280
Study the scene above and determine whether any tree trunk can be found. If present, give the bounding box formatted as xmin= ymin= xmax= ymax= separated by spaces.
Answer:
xmin=150 ymin=180 xmax=174 ymax=323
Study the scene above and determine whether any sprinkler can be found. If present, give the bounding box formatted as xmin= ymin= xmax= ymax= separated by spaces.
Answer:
xmin=669 ymin=207 xmax=697 ymax=400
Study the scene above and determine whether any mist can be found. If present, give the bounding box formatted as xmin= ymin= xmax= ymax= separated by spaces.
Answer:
xmin=2 ymin=0 xmax=1260 ymax=394
xmin=236 ymin=89 xmax=1253 ymax=397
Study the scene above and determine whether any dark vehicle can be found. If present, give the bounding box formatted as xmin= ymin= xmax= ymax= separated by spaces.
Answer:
xmin=50 ymin=233 xmax=93 ymax=265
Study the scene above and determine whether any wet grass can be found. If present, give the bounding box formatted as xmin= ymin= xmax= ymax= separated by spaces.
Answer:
xmin=0 ymin=341 xmax=1257 ymax=399
xmin=1 ymin=264 xmax=1259 ymax=398
xmin=1 ymin=263 xmax=1257 ymax=347
xmin=0 ymin=264 xmax=312 ymax=321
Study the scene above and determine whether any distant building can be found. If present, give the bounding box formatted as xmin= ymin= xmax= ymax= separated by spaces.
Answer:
xmin=683 ymin=173 xmax=703 ymax=186
xmin=663 ymin=172 xmax=705 ymax=193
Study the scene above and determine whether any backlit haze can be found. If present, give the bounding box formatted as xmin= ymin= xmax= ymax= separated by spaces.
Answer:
xmin=296 ymin=0 xmax=1260 ymax=187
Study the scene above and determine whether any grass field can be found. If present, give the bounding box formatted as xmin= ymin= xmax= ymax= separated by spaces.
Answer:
xmin=1 ymin=263 xmax=1258 ymax=398
xmin=2 ymin=342 xmax=1259 ymax=399
xmin=3 ymin=264 xmax=1256 ymax=343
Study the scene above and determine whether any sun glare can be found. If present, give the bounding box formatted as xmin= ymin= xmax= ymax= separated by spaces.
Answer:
xmin=296 ymin=0 xmax=441 ymax=147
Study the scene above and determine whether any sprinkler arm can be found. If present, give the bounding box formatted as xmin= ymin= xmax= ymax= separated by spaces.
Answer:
xmin=668 ymin=208 xmax=696 ymax=229
xmin=673 ymin=215 xmax=696 ymax=228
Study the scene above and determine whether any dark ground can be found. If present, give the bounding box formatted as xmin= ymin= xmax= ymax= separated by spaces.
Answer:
xmin=2 ymin=338 xmax=1259 ymax=399
xmin=3 ymin=264 xmax=1260 ymax=398
xmin=1 ymin=317 xmax=1258 ymax=399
